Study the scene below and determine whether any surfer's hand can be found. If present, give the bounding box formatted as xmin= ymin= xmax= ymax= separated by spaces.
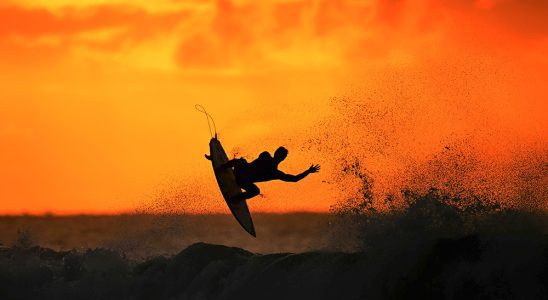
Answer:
xmin=308 ymin=164 xmax=320 ymax=173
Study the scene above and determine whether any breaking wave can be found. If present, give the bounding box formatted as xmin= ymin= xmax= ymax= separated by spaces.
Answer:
xmin=1 ymin=222 xmax=546 ymax=299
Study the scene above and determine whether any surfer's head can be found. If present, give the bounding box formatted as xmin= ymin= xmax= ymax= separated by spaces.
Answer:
xmin=274 ymin=146 xmax=288 ymax=162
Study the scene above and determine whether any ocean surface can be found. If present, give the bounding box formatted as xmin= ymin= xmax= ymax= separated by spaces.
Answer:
xmin=0 ymin=213 xmax=332 ymax=259
xmin=1 ymin=198 xmax=546 ymax=299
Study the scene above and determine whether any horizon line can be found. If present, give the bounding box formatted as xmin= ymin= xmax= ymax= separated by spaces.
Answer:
xmin=0 ymin=210 xmax=331 ymax=217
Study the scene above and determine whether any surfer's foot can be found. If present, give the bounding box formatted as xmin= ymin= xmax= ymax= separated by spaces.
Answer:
xmin=205 ymin=154 xmax=211 ymax=160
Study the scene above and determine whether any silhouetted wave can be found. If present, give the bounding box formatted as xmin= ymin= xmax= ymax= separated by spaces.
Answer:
xmin=1 ymin=232 xmax=545 ymax=299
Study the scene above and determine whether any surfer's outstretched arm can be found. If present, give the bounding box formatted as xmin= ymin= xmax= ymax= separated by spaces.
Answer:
xmin=276 ymin=164 xmax=320 ymax=182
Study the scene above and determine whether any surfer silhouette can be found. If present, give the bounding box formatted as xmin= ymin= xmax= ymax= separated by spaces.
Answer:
xmin=206 ymin=147 xmax=320 ymax=201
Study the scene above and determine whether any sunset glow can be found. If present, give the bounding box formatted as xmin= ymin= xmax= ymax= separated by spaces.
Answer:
xmin=1 ymin=0 xmax=546 ymax=214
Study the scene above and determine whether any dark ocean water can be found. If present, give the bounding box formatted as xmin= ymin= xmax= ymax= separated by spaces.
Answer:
xmin=1 ymin=193 xmax=546 ymax=299
xmin=0 ymin=213 xmax=332 ymax=258
xmin=0 ymin=206 xmax=548 ymax=299
xmin=0 ymin=235 xmax=546 ymax=300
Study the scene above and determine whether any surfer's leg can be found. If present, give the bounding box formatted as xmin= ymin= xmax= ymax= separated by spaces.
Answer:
xmin=232 ymin=183 xmax=260 ymax=202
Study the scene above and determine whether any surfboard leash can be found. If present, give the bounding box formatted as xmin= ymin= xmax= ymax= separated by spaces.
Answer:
xmin=194 ymin=104 xmax=218 ymax=139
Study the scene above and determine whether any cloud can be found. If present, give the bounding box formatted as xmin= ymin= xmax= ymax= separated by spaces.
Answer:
xmin=446 ymin=0 xmax=548 ymax=36
xmin=175 ymin=0 xmax=548 ymax=70
xmin=1 ymin=0 xmax=546 ymax=71
xmin=0 ymin=3 xmax=189 ymax=68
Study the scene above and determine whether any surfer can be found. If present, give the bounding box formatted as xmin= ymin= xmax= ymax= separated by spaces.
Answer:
xmin=206 ymin=147 xmax=320 ymax=201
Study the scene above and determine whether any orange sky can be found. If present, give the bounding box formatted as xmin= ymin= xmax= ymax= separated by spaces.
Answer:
xmin=0 ymin=0 xmax=546 ymax=214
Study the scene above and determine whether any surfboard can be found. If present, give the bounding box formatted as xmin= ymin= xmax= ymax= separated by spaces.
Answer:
xmin=209 ymin=137 xmax=256 ymax=237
